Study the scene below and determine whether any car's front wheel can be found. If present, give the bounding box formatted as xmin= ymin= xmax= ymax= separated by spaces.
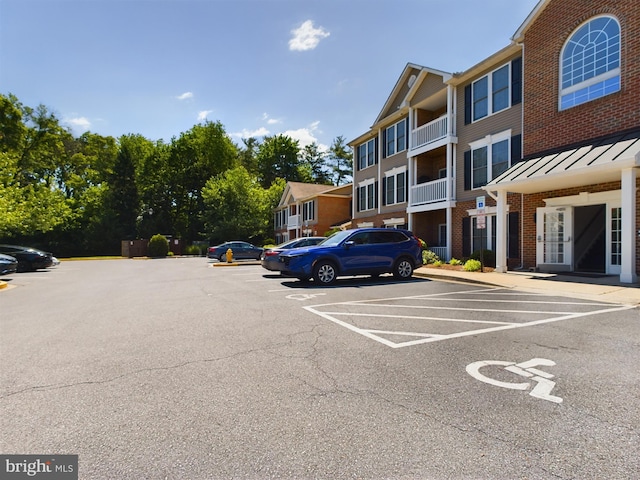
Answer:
xmin=313 ymin=260 xmax=337 ymax=285
xmin=393 ymin=257 xmax=414 ymax=280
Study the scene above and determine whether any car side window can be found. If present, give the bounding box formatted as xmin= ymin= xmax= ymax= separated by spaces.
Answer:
xmin=349 ymin=232 xmax=370 ymax=245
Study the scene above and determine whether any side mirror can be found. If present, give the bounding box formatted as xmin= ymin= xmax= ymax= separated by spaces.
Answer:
xmin=344 ymin=240 xmax=355 ymax=249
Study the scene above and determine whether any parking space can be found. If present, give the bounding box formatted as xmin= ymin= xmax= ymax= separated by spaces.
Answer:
xmin=301 ymin=287 xmax=632 ymax=348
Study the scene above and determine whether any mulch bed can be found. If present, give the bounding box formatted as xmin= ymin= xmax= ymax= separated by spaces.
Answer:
xmin=424 ymin=264 xmax=495 ymax=272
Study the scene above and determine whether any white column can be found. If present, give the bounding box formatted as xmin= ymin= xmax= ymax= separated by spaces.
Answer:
xmin=446 ymin=207 xmax=452 ymax=262
xmin=620 ymin=167 xmax=637 ymax=283
xmin=495 ymin=190 xmax=508 ymax=273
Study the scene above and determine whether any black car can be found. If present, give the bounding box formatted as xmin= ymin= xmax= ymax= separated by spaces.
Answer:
xmin=0 ymin=253 xmax=18 ymax=276
xmin=0 ymin=245 xmax=54 ymax=272
xmin=207 ymin=241 xmax=264 ymax=262
xmin=261 ymin=236 xmax=326 ymax=272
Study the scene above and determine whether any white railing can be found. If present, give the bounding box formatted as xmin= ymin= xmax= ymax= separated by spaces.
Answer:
xmin=410 ymin=116 xmax=447 ymax=150
xmin=287 ymin=214 xmax=301 ymax=229
xmin=410 ymin=178 xmax=448 ymax=206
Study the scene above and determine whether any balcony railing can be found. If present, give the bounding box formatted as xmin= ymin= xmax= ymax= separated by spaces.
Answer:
xmin=410 ymin=116 xmax=447 ymax=151
xmin=287 ymin=214 xmax=301 ymax=229
xmin=410 ymin=177 xmax=448 ymax=206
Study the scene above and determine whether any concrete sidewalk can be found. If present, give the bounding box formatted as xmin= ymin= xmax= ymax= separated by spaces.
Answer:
xmin=414 ymin=266 xmax=640 ymax=306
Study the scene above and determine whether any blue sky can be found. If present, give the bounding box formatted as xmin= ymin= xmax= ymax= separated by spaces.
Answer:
xmin=1 ymin=0 xmax=539 ymax=150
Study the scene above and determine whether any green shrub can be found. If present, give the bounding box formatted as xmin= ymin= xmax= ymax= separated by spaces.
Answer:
xmin=422 ymin=249 xmax=441 ymax=265
xmin=470 ymin=249 xmax=496 ymax=267
xmin=463 ymin=259 xmax=482 ymax=271
xmin=147 ymin=234 xmax=169 ymax=258
xmin=183 ymin=245 xmax=203 ymax=256
xmin=449 ymin=258 xmax=463 ymax=266
xmin=433 ymin=260 xmax=443 ymax=267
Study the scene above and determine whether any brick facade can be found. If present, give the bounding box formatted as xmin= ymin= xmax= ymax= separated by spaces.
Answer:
xmin=523 ymin=0 xmax=640 ymax=156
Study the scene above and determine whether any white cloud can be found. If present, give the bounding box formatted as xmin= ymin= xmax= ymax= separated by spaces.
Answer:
xmin=176 ymin=92 xmax=193 ymax=100
xmin=281 ymin=121 xmax=326 ymax=150
xmin=262 ymin=112 xmax=281 ymax=125
xmin=289 ymin=20 xmax=330 ymax=51
xmin=66 ymin=116 xmax=91 ymax=132
xmin=231 ymin=127 xmax=271 ymax=139
xmin=197 ymin=110 xmax=213 ymax=121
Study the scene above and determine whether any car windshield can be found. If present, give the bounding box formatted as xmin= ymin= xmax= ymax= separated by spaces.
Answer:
xmin=318 ymin=230 xmax=352 ymax=247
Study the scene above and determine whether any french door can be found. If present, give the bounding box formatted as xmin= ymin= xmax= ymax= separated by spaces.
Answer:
xmin=536 ymin=207 xmax=573 ymax=269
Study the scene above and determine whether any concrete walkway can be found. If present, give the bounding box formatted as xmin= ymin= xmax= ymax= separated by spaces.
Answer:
xmin=414 ymin=266 xmax=640 ymax=306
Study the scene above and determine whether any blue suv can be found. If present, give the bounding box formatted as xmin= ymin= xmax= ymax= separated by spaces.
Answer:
xmin=278 ymin=228 xmax=422 ymax=285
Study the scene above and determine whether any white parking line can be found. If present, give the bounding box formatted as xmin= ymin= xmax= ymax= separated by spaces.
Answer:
xmin=303 ymin=291 xmax=635 ymax=348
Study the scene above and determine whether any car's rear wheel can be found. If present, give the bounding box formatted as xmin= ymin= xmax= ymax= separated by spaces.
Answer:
xmin=218 ymin=253 xmax=226 ymax=262
xmin=313 ymin=260 xmax=337 ymax=285
xmin=393 ymin=257 xmax=414 ymax=280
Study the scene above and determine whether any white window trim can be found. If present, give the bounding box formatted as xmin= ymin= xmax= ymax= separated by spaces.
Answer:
xmin=358 ymin=178 xmax=376 ymax=212
xmin=358 ymin=138 xmax=377 ymax=171
xmin=471 ymin=62 xmax=511 ymax=123
xmin=469 ymin=130 xmax=512 ymax=190
xmin=558 ymin=15 xmax=621 ymax=110
xmin=385 ymin=118 xmax=407 ymax=157
xmin=384 ymin=166 xmax=407 ymax=206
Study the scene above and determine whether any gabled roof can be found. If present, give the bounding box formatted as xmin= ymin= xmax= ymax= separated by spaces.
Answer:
xmin=512 ymin=0 xmax=549 ymax=43
xmin=374 ymin=63 xmax=452 ymax=126
xmin=484 ymin=129 xmax=640 ymax=194
xmin=277 ymin=182 xmax=352 ymax=208
xmin=447 ymin=43 xmax=522 ymax=85
xmin=349 ymin=63 xmax=452 ymax=146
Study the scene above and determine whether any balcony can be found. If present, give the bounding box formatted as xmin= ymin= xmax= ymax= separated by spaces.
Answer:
xmin=410 ymin=116 xmax=448 ymax=153
xmin=287 ymin=214 xmax=301 ymax=229
xmin=409 ymin=177 xmax=449 ymax=207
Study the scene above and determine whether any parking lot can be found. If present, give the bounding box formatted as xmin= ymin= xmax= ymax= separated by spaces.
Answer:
xmin=1 ymin=258 xmax=639 ymax=479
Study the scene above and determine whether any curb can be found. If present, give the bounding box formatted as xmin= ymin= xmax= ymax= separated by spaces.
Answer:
xmin=0 ymin=280 xmax=6 ymax=290
xmin=413 ymin=269 xmax=503 ymax=288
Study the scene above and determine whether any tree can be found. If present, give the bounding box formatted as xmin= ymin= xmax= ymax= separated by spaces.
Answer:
xmin=255 ymin=134 xmax=301 ymax=188
xmin=202 ymin=167 xmax=283 ymax=244
xmin=327 ymin=135 xmax=353 ymax=185
xmin=299 ymin=142 xmax=332 ymax=185
xmin=168 ymin=121 xmax=238 ymax=241
xmin=237 ymin=137 xmax=260 ymax=176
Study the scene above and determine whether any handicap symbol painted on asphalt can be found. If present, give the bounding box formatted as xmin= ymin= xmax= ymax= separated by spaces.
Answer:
xmin=466 ymin=358 xmax=563 ymax=403
xmin=286 ymin=293 xmax=327 ymax=301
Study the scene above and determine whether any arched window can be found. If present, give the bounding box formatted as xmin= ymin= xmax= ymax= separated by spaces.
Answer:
xmin=559 ymin=15 xmax=620 ymax=110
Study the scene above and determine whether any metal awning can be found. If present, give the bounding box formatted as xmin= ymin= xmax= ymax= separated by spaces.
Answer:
xmin=484 ymin=130 xmax=640 ymax=194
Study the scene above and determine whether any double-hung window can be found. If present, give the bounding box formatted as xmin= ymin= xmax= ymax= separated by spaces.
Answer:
xmin=469 ymin=131 xmax=511 ymax=189
xmin=470 ymin=63 xmax=511 ymax=122
xmin=274 ymin=209 xmax=287 ymax=228
xmin=302 ymin=200 xmax=315 ymax=222
xmin=560 ymin=16 xmax=620 ymax=110
xmin=357 ymin=139 xmax=376 ymax=170
xmin=384 ymin=119 xmax=407 ymax=157
xmin=358 ymin=179 xmax=376 ymax=212
xmin=384 ymin=167 xmax=407 ymax=205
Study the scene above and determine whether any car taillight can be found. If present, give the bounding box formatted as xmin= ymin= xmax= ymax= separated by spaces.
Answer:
xmin=264 ymin=251 xmax=279 ymax=257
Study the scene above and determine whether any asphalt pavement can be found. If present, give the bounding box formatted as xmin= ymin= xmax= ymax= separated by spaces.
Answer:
xmin=3 ymin=260 xmax=639 ymax=306
xmin=413 ymin=265 xmax=640 ymax=306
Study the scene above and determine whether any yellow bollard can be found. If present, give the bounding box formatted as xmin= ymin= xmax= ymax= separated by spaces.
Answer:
xmin=226 ymin=248 xmax=233 ymax=263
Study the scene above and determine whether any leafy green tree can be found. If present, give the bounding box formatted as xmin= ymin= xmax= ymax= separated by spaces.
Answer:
xmin=202 ymin=166 xmax=282 ymax=244
xmin=327 ymin=135 xmax=353 ymax=185
xmin=237 ymin=137 xmax=260 ymax=176
xmin=255 ymin=134 xmax=301 ymax=188
xmin=104 ymin=136 xmax=141 ymax=242
xmin=168 ymin=121 xmax=238 ymax=241
xmin=299 ymin=142 xmax=332 ymax=185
